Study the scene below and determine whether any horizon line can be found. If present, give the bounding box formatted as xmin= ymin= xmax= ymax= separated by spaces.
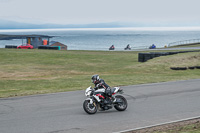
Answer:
xmin=1 ymin=27 xmax=200 ymax=32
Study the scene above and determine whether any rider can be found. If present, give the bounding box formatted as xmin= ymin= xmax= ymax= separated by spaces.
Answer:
xmin=91 ymin=75 xmax=116 ymax=103
xmin=126 ymin=44 xmax=130 ymax=48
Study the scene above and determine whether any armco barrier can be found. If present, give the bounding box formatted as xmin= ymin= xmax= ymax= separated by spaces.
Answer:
xmin=5 ymin=45 xmax=17 ymax=49
xmin=138 ymin=50 xmax=200 ymax=62
xmin=38 ymin=46 xmax=59 ymax=50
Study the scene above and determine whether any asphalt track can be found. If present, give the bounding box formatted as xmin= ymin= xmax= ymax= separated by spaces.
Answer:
xmin=0 ymin=79 xmax=200 ymax=133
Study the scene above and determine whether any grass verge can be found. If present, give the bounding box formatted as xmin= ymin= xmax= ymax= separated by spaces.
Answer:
xmin=154 ymin=122 xmax=200 ymax=133
xmin=0 ymin=49 xmax=200 ymax=98
xmin=126 ymin=118 xmax=200 ymax=133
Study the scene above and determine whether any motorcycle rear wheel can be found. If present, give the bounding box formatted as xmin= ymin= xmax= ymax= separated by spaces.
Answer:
xmin=114 ymin=95 xmax=128 ymax=111
xmin=83 ymin=100 xmax=97 ymax=114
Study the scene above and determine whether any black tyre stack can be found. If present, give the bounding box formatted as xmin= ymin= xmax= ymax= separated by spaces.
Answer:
xmin=138 ymin=50 xmax=200 ymax=62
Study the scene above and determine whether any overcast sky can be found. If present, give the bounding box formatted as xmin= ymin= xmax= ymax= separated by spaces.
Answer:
xmin=0 ymin=0 xmax=200 ymax=26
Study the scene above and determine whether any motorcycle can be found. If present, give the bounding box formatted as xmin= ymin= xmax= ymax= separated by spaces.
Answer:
xmin=124 ymin=47 xmax=131 ymax=50
xmin=83 ymin=86 xmax=128 ymax=114
xmin=124 ymin=44 xmax=131 ymax=50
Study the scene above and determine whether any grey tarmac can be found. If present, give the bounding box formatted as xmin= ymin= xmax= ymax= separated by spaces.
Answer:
xmin=0 ymin=79 xmax=200 ymax=133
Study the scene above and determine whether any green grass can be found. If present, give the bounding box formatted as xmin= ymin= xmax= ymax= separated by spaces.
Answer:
xmin=0 ymin=49 xmax=200 ymax=98
xmin=153 ymin=122 xmax=200 ymax=133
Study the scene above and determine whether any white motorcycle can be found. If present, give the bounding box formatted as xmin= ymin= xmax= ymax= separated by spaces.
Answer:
xmin=83 ymin=86 xmax=128 ymax=114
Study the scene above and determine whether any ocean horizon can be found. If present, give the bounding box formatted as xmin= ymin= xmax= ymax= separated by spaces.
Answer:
xmin=1 ymin=27 xmax=200 ymax=50
xmin=1 ymin=27 xmax=200 ymax=32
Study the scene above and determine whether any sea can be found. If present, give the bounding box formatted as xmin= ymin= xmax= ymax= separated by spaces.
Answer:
xmin=1 ymin=27 xmax=200 ymax=50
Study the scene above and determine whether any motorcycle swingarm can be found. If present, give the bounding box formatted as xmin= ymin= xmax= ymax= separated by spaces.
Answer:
xmin=114 ymin=99 xmax=123 ymax=104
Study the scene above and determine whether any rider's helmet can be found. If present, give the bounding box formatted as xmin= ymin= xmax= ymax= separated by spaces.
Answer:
xmin=91 ymin=74 xmax=100 ymax=84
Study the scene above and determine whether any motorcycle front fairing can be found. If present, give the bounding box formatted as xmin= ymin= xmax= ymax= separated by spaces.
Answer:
xmin=85 ymin=86 xmax=92 ymax=97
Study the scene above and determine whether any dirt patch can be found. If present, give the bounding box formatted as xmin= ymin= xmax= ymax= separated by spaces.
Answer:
xmin=124 ymin=118 xmax=200 ymax=133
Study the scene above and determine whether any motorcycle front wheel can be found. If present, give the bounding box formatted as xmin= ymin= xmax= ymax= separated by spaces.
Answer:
xmin=114 ymin=95 xmax=128 ymax=111
xmin=83 ymin=100 xmax=97 ymax=114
